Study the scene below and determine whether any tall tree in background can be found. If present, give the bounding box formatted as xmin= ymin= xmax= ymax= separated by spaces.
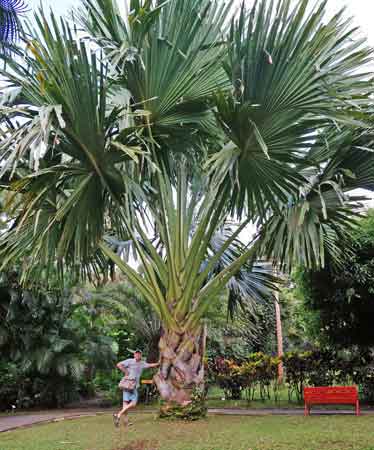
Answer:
xmin=0 ymin=0 xmax=374 ymax=413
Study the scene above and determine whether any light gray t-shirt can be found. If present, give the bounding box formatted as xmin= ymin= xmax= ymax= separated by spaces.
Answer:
xmin=120 ymin=358 xmax=151 ymax=387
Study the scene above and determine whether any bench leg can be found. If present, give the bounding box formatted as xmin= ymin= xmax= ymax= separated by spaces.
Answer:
xmin=304 ymin=403 xmax=309 ymax=416
xmin=356 ymin=400 xmax=360 ymax=416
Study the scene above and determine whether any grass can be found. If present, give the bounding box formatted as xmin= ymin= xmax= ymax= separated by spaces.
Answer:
xmin=2 ymin=413 xmax=374 ymax=450
xmin=206 ymin=385 xmax=307 ymax=410
xmin=206 ymin=384 xmax=301 ymax=409
xmin=205 ymin=385 xmax=374 ymax=411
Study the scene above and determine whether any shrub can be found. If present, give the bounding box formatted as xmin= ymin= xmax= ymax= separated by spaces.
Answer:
xmin=240 ymin=353 xmax=280 ymax=402
xmin=208 ymin=353 xmax=280 ymax=402
xmin=353 ymin=366 xmax=374 ymax=404
xmin=0 ymin=362 xmax=20 ymax=411
xmin=208 ymin=349 xmax=374 ymax=404
xmin=208 ymin=357 xmax=244 ymax=400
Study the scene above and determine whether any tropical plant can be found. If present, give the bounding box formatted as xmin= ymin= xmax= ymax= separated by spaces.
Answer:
xmin=0 ymin=0 xmax=26 ymax=50
xmin=90 ymin=281 xmax=163 ymax=362
xmin=0 ymin=361 xmax=20 ymax=410
xmin=0 ymin=0 xmax=374 ymax=412
xmin=0 ymin=271 xmax=119 ymax=407
xmin=277 ymin=278 xmax=320 ymax=351
xmin=298 ymin=209 xmax=374 ymax=348
xmin=0 ymin=280 xmax=86 ymax=407
xmin=207 ymin=298 xmax=277 ymax=363
xmin=208 ymin=353 xmax=280 ymax=402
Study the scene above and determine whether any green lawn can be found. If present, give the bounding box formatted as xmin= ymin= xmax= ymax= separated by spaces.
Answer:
xmin=205 ymin=385 xmax=372 ymax=410
xmin=2 ymin=413 xmax=374 ymax=450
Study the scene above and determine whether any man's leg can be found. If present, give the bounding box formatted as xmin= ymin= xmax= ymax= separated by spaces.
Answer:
xmin=121 ymin=390 xmax=138 ymax=426
xmin=121 ymin=401 xmax=136 ymax=427
xmin=117 ymin=401 xmax=131 ymax=418
xmin=113 ymin=390 xmax=138 ymax=427
xmin=113 ymin=396 xmax=130 ymax=428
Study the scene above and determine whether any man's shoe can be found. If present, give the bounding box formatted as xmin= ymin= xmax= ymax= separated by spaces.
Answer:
xmin=113 ymin=413 xmax=120 ymax=428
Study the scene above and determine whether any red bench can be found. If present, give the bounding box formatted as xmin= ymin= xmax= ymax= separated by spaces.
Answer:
xmin=304 ymin=386 xmax=360 ymax=416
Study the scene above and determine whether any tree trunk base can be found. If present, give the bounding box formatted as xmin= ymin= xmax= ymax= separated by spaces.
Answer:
xmin=158 ymin=388 xmax=207 ymax=421
xmin=155 ymin=326 xmax=207 ymax=411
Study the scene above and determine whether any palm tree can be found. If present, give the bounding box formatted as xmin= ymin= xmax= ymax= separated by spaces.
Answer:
xmin=0 ymin=0 xmax=26 ymax=50
xmin=0 ymin=0 xmax=374 ymax=411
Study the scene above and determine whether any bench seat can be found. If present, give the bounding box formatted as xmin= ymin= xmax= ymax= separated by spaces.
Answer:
xmin=304 ymin=386 xmax=360 ymax=416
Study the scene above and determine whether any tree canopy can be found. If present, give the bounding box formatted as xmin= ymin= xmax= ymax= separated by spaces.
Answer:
xmin=298 ymin=209 xmax=374 ymax=348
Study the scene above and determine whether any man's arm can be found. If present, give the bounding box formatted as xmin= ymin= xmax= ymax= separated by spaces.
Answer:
xmin=116 ymin=362 xmax=128 ymax=375
xmin=146 ymin=362 xmax=160 ymax=369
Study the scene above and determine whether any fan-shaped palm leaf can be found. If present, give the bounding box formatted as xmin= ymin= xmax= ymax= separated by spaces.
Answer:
xmin=213 ymin=0 xmax=372 ymax=220
xmin=0 ymin=0 xmax=27 ymax=50
xmin=77 ymin=0 xmax=231 ymax=162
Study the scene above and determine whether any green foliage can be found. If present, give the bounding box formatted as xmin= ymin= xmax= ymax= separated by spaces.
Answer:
xmin=0 ymin=360 xmax=81 ymax=410
xmin=206 ymin=297 xmax=276 ymax=363
xmin=208 ymin=353 xmax=280 ymax=402
xmin=278 ymin=279 xmax=320 ymax=350
xmin=283 ymin=349 xmax=374 ymax=402
xmin=0 ymin=0 xmax=372 ymax=307
xmin=208 ymin=349 xmax=374 ymax=404
xmin=298 ymin=209 xmax=374 ymax=348
xmin=208 ymin=357 xmax=244 ymax=400
xmin=240 ymin=353 xmax=280 ymax=402
xmin=354 ymin=366 xmax=374 ymax=404
xmin=159 ymin=387 xmax=207 ymax=421
xmin=0 ymin=362 xmax=21 ymax=410
xmin=90 ymin=282 xmax=162 ymax=361
xmin=0 ymin=273 xmax=119 ymax=410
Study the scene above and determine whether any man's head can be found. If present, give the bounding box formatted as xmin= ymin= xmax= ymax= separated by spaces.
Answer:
xmin=134 ymin=350 xmax=142 ymax=362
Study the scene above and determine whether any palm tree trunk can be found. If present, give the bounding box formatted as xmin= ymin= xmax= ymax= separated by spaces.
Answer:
xmin=154 ymin=325 xmax=206 ymax=405
xmin=274 ymin=295 xmax=284 ymax=384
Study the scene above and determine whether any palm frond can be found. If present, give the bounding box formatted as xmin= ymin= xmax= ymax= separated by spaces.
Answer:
xmin=0 ymin=0 xmax=27 ymax=50
xmin=77 ymin=0 xmax=232 ymax=162
xmin=0 ymin=10 xmax=140 ymax=280
xmin=213 ymin=0 xmax=373 ymax=220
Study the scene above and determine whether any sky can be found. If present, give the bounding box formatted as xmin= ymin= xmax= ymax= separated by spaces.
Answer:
xmin=29 ymin=0 xmax=75 ymax=16
xmin=28 ymin=0 xmax=374 ymax=36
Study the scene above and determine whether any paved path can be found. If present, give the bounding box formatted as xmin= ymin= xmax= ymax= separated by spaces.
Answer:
xmin=1 ymin=407 xmax=374 ymax=433
xmin=0 ymin=410 xmax=110 ymax=433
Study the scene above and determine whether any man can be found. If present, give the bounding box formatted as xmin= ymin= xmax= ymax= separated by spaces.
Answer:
xmin=113 ymin=349 xmax=159 ymax=427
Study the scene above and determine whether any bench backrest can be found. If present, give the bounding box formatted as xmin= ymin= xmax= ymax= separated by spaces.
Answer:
xmin=304 ymin=386 xmax=358 ymax=403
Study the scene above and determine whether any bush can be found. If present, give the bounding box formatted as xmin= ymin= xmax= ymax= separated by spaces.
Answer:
xmin=159 ymin=387 xmax=207 ymax=421
xmin=208 ymin=349 xmax=374 ymax=404
xmin=0 ymin=362 xmax=81 ymax=411
xmin=208 ymin=353 xmax=280 ymax=402
xmin=0 ymin=362 xmax=21 ymax=411
xmin=353 ymin=366 xmax=374 ymax=404
xmin=208 ymin=357 xmax=244 ymax=400
xmin=282 ymin=351 xmax=311 ymax=401
xmin=240 ymin=353 xmax=280 ymax=402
